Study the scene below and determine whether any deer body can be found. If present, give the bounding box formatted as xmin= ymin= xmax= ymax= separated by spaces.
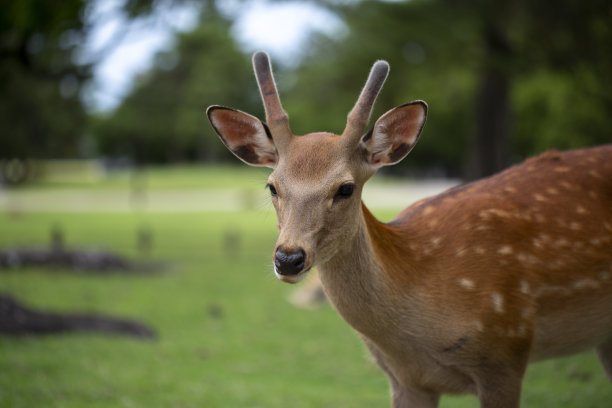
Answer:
xmin=320 ymin=146 xmax=612 ymax=405
xmin=207 ymin=52 xmax=612 ymax=407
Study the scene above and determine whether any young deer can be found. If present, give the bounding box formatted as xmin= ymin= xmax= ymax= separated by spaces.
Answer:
xmin=207 ymin=52 xmax=612 ymax=407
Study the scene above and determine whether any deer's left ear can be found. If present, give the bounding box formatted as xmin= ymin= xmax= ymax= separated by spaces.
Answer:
xmin=361 ymin=101 xmax=427 ymax=168
xmin=207 ymin=105 xmax=278 ymax=168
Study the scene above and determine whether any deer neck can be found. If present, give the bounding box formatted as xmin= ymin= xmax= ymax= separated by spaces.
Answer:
xmin=317 ymin=202 xmax=414 ymax=339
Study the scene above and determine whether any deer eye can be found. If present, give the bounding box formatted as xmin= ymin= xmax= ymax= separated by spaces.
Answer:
xmin=335 ymin=183 xmax=355 ymax=199
xmin=266 ymin=183 xmax=278 ymax=197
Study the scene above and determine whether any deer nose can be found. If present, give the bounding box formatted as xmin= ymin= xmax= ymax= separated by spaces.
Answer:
xmin=274 ymin=246 xmax=306 ymax=276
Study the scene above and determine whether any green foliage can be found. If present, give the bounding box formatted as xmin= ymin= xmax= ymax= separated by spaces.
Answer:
xmin=0 ymin=0 xmax=89 ymax=158
xmin=283 ymin=0 xmax=481 ymax=176
xmin=286 ymin=0 xmax=612 ymax=176
xmin=0 ymin=0 xmax=196 ymax=160
xmin=5 ymin=0 xmax=610 ymax=173
xmin=94 ymin=5 xmax=260 ymax=163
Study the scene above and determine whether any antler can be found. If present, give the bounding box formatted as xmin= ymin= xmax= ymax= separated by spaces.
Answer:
xmin=343 ymin=60 xmax=390 ymax=141
xmin=252 ymin=51 xmax=293 ymax=148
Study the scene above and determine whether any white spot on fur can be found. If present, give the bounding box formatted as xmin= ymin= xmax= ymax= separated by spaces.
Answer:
xmin=533 ymin=193 xmax=547 ymax=202
xmin=517 ymin=253 xmax=539 ymax=265
xmin=553 ymin=237 xmax=570 ymax=248
xmin=473 ymin=321 xmax=484 ymax=332
xmin=571 ymin=279 xmax=600 ymax=290
xmin=497 ymin=245 xmax=513 ymax=255
xmin=459 ymin=278 xmax=475 ymax=290
xmin=546 ymin=187 xmax=559 ymax=195
xmin=474 ymin=247 xmax=486 ymax=255
xmin=532 ymin=234 xmax=549 ymax=249
xmin=479 ymin=210 xmax=490 ymax=220
xmin=576 ymin=205 xmax=587 ymax=214
xmin=519 ymin=281 xmax=530 ymax=294
xmin=589 ymin=238 xmax=602 ymax=246
xmin=589 ymin=170 xmax=602 ymax=179
xmin=455 ymin=247 xmax=467 ymax=257
xmin=491 ymin=293 xmax=504 ymax=313
xmin=423 ymin=206 xmax=435 ymax=215
xmin=533 ymin=213 xmax=546 ymax=223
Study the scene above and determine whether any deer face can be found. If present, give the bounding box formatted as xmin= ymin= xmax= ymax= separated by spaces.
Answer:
xmin=207 ymin=52 xmax=427 ymax=283
xmin=265 ymin=132 xmax=369 ymax=283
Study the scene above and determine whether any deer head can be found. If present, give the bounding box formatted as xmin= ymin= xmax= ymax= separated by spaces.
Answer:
xmin=207 ymin=52 xmax=427 ymax=283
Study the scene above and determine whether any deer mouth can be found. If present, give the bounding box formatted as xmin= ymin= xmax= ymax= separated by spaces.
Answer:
xmin=274 ymin=266 xmax=312 ymax=284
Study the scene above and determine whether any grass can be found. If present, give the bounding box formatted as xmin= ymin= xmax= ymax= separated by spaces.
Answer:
xmin=0 ymin=167 xmax=610 ymax=407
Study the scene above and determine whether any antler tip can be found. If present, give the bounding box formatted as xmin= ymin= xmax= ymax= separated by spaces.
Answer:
xmin=253 ymin=51 xmax=270 ymax=66
xmin=371 ymin=60 xmax=390 ymax=81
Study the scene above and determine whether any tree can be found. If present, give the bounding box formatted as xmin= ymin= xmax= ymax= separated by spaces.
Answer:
xmin=288 ymin=0 xmax=612 ymax=178
xmin=0 ymin=0 xmax=195 ymax=161
xmin=95 ymin=1 xmax=259 ymax=163
xmin=0 ymin=0 xmax=89 ymax=159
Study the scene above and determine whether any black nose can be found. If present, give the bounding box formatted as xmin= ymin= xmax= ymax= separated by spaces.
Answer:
xmin=274 ymin=247 xmax=306 ymax=276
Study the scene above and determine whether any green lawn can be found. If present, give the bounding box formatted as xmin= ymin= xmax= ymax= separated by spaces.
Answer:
xmin=0 ymin=167 xmax=610 ymax=407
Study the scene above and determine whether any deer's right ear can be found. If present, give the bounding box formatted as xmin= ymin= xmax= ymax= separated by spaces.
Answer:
xmin=207 ymin=105 xmax=277 ymax=168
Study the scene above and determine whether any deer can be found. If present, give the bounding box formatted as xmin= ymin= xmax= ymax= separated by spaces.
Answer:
xmin=206 ymin=51 xmax=612 ymax=407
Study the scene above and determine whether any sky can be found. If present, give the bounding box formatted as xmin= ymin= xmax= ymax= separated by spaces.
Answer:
xmin=84 ymin=0 xmax=342 ymax=113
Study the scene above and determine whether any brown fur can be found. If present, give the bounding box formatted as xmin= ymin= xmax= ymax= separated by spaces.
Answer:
xmin=318 ymin=145 xmax=612 ymax=406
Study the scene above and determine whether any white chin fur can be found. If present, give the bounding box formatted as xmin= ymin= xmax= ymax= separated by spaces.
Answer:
xmin=274 ymin=266 xmax=310 ymax=284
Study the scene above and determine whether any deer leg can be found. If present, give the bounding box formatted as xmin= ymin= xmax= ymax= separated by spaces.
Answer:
xmin=473 ymin=369 xmax=523 ymax=408
xmin=364 ymin=339 xmax=439 ymax=408
xmin=596 ymin=336 xmax=612 ymax=381
xmin=390 ymin=381 xmax=440 ymax=408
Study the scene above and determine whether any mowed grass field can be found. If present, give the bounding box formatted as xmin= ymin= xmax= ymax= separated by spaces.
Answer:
xmin=0 ymin=166 xmax=610 ymax=407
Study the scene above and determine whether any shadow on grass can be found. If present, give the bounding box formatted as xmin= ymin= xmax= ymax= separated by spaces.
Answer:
xmin=0 ymin=292 xmax=156 ymax=339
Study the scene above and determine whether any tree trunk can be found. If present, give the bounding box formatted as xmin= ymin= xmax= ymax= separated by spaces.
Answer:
xmin=466 ymin=23 xmax=513 ymax=180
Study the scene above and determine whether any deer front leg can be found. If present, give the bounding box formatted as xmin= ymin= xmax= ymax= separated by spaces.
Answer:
xmin=389 ymin=379 xmax=440 ymax=408
xmin=596 ymin=336 xmax=612 ymax=381
xmin=364 ymin=339 xmax=440 ymax=408
xmin=471 ymin=364 xmax=525 ymax=408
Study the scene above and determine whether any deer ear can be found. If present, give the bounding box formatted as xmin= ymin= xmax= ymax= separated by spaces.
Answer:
xmin=361 ymin=101 xmax=427 ymax=168
xmin=207 ymin=105 xmax=278 ymax=168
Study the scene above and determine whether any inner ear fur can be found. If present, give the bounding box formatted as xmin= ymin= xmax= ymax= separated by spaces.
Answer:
xmin=207 ymin=105 xmax=277 ymax=167
xmin=362 ymin=101 xmax=428 ymax=167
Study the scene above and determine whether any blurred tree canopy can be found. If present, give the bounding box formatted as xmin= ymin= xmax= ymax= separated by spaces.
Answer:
xmin=0 ymin=0 xmax=194 ymax=160
xmin=285 ymin=0 xmax=612 ymax=177
xmin=2 ymin=0 xmax=610 ymax=179
xmin=93 ymin=2 xmax=259 ymax=163
xmin=0 ymin=0 xmax=89 ymax=159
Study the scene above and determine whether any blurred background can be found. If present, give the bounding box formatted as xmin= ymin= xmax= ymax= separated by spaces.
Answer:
xmin=1 ymin=0 xmax=610 ymax=182
xmin=1 ymin=0 xmax=611 ymax=407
